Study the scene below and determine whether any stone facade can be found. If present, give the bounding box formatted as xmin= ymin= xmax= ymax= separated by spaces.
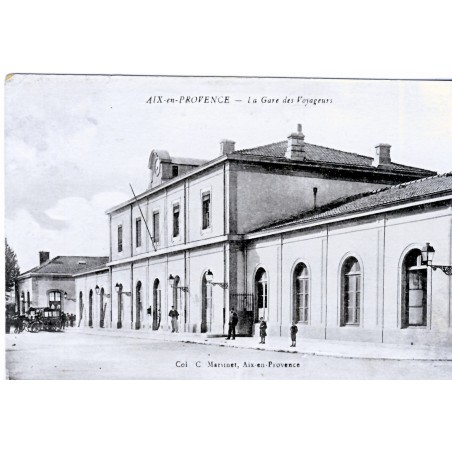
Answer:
xmin=74 ymin=126 xmax=452 ymax=346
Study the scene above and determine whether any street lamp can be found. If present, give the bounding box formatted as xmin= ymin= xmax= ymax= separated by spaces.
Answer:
xmin=205 ymin=269 xmax=229 ymax=289
xmin=64 ymin=292 xmax=76 ymax=301
xmin=95 ymin=285 xmax=111 ymax=298
xmin=421 ymin=242 xmax=452 ymax=275
xmin=168 ymin=274 xmax=188 ymax=292
xmin=115 ymin=283 xmax=131 ymax=296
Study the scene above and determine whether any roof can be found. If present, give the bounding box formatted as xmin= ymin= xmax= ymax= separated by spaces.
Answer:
xmin=237 ymin=140 xmax=433 ymax=175
xmin=107 ymin=136 xmax=436 ymax=214
xmin=19 ymin=256 xmax=109 ymax=278
xmin=72 ymin=261 xmax=110 ymax=277
xmin=255 ymin=172 xmax=452 ymax=233
xmin=171 ymin=157 xmax=209 ymax=166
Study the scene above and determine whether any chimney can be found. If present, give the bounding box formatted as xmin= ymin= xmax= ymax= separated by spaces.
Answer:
xmin=285 ymin=124 xmax=306 ymax=160
xmin=39 ymin=251 xmax=50 ymax=265
xmin=374 ymin=143 xmax=391 ymax=166
xmin=220 ymin=139 xmax=235 ymax=155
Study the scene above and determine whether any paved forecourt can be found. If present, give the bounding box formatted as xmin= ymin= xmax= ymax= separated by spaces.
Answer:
xmin=5 ymin=329 xmax=452 ymax=380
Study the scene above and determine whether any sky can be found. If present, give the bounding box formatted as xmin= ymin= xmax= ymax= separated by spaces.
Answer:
xmin=5 ymin=75 xmax=452 ymax=272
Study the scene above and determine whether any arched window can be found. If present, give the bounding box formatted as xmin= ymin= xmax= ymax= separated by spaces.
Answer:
xmin=293 ymin=263 xmax=309 ymax=323
xmin=135 ymin=281 xmax=142 ymax=330
xmin=152 ymin=279 xmax=161 ymax=330
xmin=401 ymin=249 xmax=427 ymax=328
xmin=341 ymin=257 xmax=361 ymax=326
xmin=255 ymin=268 xmax=268 ymax=322
xmin=99 ymin=288 xmax=105 ymax=328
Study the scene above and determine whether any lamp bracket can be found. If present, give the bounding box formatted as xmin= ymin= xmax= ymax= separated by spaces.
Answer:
xmin=431 ymin=265 xmax=452 ymax=276
xmin=211 ymin=282 xmax=229 ymax=289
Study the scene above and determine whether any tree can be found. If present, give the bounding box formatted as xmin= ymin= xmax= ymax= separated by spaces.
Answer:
xmin=5 ymin=238 xmax=20 ymax=292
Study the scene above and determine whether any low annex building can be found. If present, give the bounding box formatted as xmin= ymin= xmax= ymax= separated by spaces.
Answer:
xmin=74 ymin=125 xmax=452 ymax=346
xmin=16 ymin=253 xmax=108 ymax=316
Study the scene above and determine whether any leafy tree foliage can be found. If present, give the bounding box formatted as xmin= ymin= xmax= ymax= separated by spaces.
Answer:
xmin=5 ymin=239 xmax=20 ymax=291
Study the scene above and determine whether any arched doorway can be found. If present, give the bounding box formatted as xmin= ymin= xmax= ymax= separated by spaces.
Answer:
xmin=135 ymin=281 xmax=142 ymax=330
xmin=117 ymin=286 xmax=123 ymax=329
xmin=201 ymin=272 xmax=211 ymax=333
xmin=153 ymin=279 xmax=161 ymax=330
xmin=401 ymin=249 xmax=427 ymax=328
xmin=79 ymin=292 xmax=83 ymax=327
xmin=255 ymin=268 xmax=268 ymax=322
xmin=88 ymin=289 xmax=93 ymax=327
xmin=99 ymin=288 xmax=105 ymax=328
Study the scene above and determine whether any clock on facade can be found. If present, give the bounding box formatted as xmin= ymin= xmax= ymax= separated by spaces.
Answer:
xmin=154 ymin=158 xmax=161 ymax=176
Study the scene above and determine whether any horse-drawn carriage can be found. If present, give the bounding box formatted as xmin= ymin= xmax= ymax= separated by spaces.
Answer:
xmin=14 ymin=307 xmax=64 ymax=333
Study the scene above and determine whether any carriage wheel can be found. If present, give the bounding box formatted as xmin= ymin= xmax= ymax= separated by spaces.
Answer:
xmin=30 ymin=322 xmax=41 ymax=333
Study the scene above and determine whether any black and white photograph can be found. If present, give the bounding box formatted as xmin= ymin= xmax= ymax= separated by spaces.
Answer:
xmin=4 ymin=74 xmax=452 ymax=380
xmin=2 ymin=3 xmax=452 ymax=452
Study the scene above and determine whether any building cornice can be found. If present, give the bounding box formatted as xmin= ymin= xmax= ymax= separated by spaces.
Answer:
xmin=105 ymin=151 xmax=432 ymax=215
xmin=17 ymin=272 xmax=75 ymax=281
xmin=105 ymin=234 xmax=244 ymax=268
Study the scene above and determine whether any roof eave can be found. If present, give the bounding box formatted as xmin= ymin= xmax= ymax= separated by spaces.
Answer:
xmin=105 ymin=154 xmax=228 ymax=214
xmin=246 ymin=193 xmax=452 ymax=240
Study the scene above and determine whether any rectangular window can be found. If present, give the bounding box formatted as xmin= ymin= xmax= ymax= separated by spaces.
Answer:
xmin=49 ymin=291 xmax=61 ymax=302
xmin=153 ymin=212 xmax=160 ymax=244
xmin=296 ymin=278 xmax=309 ymax=323
xmin=136 ymin=218 xmax=142 ymax=248
xmin=345 ymin=274 xmax=360 ymax=325
xmin=172 ymin=165 xmax=179 ymax=178
xmin=407 ymin=270 xmax=427 ymax=326
xmin=117 ymin=225 xmax=123 ymax=252
xmin=173 ymin=204 xmax=180 ymax=237
xmin=202 ymin=192 xmax=211 ymax=230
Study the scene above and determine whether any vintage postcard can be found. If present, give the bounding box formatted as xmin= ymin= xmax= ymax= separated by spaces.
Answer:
xmin=4 ymin=74 xmax=452 ymax=379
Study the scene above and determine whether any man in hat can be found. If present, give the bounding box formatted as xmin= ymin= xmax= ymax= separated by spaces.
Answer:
xmin=168 ymin=306 xmax=179 ymax=333
xmin=226 ymin=308 xmax=239 ymax=340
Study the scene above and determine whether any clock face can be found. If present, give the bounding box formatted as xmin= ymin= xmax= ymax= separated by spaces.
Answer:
xmin=154 ymin=158 xmax=161 ymax=176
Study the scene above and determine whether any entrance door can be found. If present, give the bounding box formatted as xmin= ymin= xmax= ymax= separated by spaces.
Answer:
xmin=402 ymin=249 xmax=428 ymax=328
xmin=255 ymin=268 xmax=268 ymax=321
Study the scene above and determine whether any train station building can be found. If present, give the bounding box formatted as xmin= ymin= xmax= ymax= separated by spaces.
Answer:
xmin=74 ymin=125 xmax=452 ymax=346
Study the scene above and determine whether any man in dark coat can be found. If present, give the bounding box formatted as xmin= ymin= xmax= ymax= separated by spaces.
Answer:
xmin=259 ymin=317 xmax=267 ymax=344
xmin=226 ymin=308 xmax=239 ymax=340
xmin=168 ymin=306 xmax=179 ymax=333
xmin=290 ymin=321 xmax=298 ymax=347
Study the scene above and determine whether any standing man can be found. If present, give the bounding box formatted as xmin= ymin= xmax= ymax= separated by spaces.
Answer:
xmin=168 ymin=306 xmax=179 ymax=333
xmin=226 ymin=308 xmax=239 ymax=340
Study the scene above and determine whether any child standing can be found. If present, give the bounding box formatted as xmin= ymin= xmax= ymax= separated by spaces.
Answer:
xmin=259 ymin=317 xmax=267 ymax=344
xmin=290 ymin=321 xmax=298 ymax=347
